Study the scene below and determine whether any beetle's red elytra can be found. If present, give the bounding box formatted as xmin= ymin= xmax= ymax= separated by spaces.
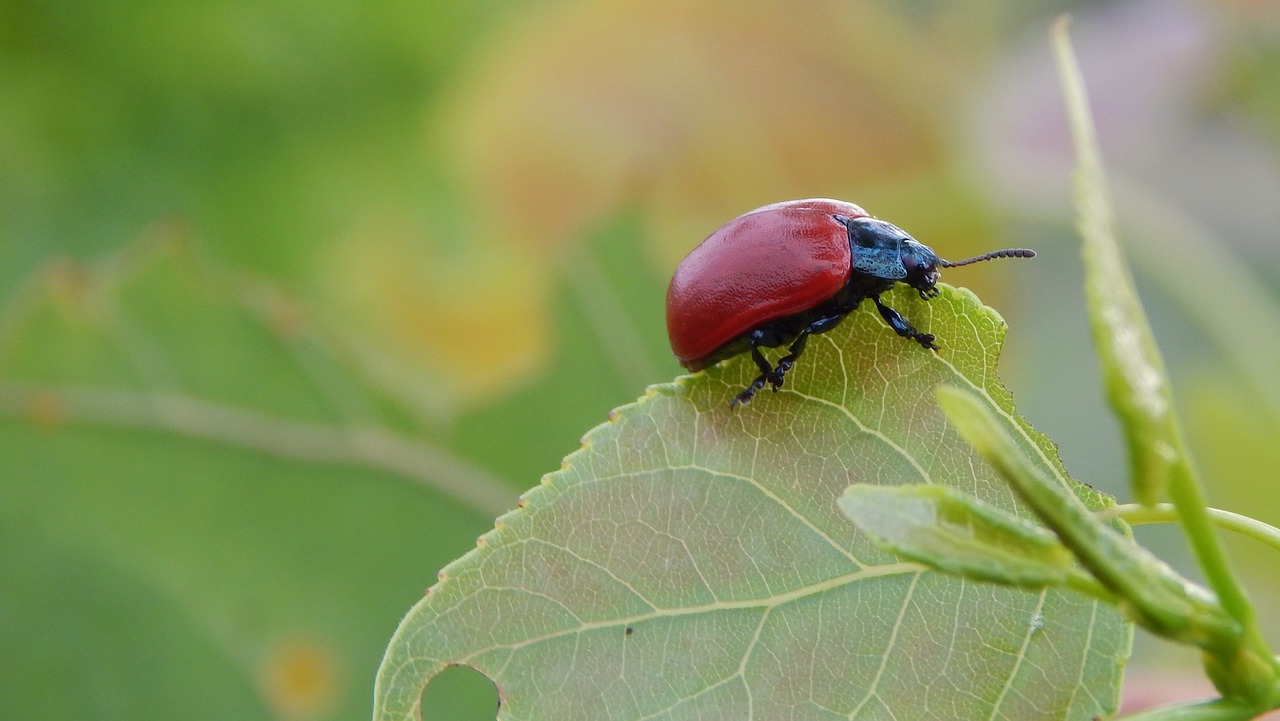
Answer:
xmin=666 ymin=199 xmax=1035 ymax=407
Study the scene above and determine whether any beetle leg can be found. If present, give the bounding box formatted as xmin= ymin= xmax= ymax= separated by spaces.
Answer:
xmin=731 ymin=313 xmax=846 ymax=407
xmin=765 ymin=312 xmax=845 ymax=391
xmin=747 ymin=333 xmax=774 ymax=376
xmin=872 ymin=295 xmax=938 ymax=351
xmin=730 ymin=332 xmax=776 ymax=408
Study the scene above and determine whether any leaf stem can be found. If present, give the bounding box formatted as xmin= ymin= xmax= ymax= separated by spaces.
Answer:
xmin=1116 ymin=697 xmax=1263 ymax=721
xmin=0 ymin=381 xmax=517 ymax=518
xmin=1108 ymin=503 xmax=1280 ymax=556
xmin=1166 ymin=457 xmax=1276 ymax=687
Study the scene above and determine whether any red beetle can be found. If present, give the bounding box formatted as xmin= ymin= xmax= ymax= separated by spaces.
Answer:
xmin=666 ymin=199 xmax=1034 ymax=407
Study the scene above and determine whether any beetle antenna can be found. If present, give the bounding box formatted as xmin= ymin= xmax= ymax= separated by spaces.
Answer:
xmin=939 ymin=248 xmax=1037 ymax=268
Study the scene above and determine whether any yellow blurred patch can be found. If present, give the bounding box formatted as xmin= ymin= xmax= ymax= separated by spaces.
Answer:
xmin=320 ymin=217 xmax=551 ymax=416
xmin=24 ymin=391 xmax=64 ymax=431
xmin=258 ymin=638 xmax=341 ymax=721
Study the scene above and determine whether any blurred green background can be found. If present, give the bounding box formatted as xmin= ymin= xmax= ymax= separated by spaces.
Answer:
xmin=2 ymin=0 xmax=1279 ymax=718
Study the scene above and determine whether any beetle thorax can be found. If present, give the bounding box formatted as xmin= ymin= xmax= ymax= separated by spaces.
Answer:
xmin=843 ymin=217 xmax=942 ymax=296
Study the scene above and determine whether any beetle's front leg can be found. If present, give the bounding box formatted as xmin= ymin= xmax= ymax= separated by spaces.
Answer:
xmin=872 ymin=296 xmax=938 ymax=351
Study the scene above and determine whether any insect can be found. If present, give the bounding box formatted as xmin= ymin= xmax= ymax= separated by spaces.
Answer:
xmin=665 ymin=199 xmax=1035 ymax=407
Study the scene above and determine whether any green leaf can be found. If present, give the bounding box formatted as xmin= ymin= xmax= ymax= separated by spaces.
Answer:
xmin=838 ymin=484 xmax=1106 ymax=596
xmin=375 ymin=285 xmax=1130 ymax=721
xmin=1053 ymin=19 xmax=1181 ymax=506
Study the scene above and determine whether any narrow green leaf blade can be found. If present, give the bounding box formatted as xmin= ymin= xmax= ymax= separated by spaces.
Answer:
xmin=838 ymin=483 xmax=1098 ymax=592
xmin=1052 ymin=24 xmax=1274 ymax=692
xmin=1053 ymin=18 xmax=1181 ymax=505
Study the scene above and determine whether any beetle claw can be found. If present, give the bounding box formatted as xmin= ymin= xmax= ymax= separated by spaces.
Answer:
xmin=766 ymin=365 xmax=789 ymax=391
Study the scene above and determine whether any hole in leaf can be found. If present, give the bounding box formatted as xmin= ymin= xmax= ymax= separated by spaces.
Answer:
xmin=419 ymin=664 xmax=499 ymax=721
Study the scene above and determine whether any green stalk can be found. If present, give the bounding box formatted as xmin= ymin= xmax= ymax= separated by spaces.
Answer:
xmin=1166 ymin=457 xmax=1276 ymax=701
xmin=1110 ymin=504 xmax=1280 ymax=555
xmin=1053 ymin=15 xmax=1275 ymax=701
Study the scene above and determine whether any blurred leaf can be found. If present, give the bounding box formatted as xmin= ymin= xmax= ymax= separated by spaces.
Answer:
xmin=0 ymin=525 xmax=270 ymax=719
xmin=316 ymin=221 xmax=555 ymax=414
xmin=434 ymin=0 xmax=1000 ymax=269
xmin=1111 ymin=180 xmax=1280 ymax=426
xmin=1054 ymin=19 xmax=1182 ymax=506
xmin=375 ymin=285 xmax=1128 ymax=721
xmin=0 ymin=236 xmax=515 ymax=721
xmin=1225 ymin=14 xmax=1280 ymax=147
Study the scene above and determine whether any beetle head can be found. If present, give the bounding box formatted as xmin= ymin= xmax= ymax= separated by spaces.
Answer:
xmin=843 ymin=216 xmax=1037 ymax=299
xmin=900 ymin=240 xmax=943 ymax=298
xmin=844 ymin=217 xmax=941 ymax=297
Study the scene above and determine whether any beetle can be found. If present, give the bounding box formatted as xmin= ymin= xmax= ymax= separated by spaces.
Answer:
xmin=666 ymin=199 xmax=1034 ymax=407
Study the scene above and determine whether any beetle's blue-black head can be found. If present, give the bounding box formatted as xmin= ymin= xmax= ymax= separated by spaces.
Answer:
xmin=841 ymin=215 xmax=1037 ymax=300
xmin=899 ymin=239 xmax=943 ymax=297
xmin=841 ymin=217 xmax=941 ymax=297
